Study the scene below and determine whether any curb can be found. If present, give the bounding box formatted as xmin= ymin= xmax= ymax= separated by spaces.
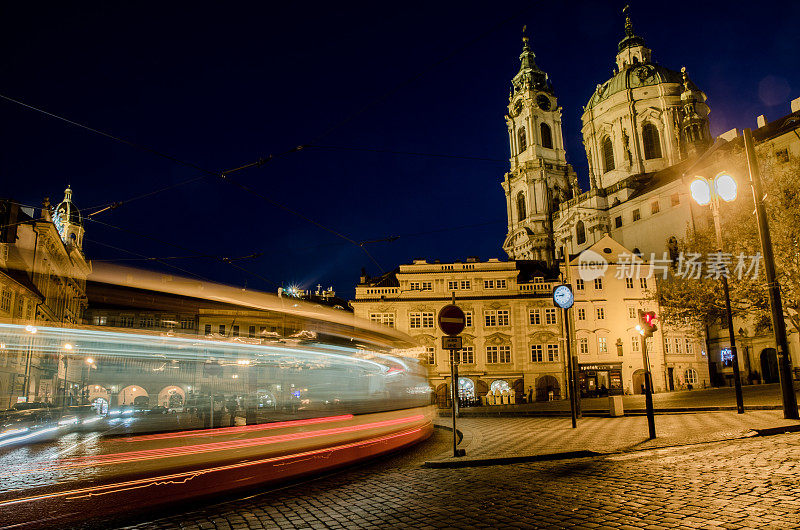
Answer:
xmin=423 ymin=450 xmax=601 ymax=468
xmin=424 ymin=420 xmax=800 ymax=469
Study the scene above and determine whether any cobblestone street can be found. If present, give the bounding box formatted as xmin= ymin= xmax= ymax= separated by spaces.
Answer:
xmin=121 ymin=427 xmax=800 ymax=529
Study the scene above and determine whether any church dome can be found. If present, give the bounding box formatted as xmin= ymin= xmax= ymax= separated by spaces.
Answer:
xmin=585 ymin=63 xmax=686 ymax=111
xmin=54 ymin=186 xmax=82 ymax=227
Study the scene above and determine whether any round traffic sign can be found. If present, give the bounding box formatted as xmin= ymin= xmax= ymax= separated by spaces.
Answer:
xmin=438 ymin=304 xmax=466 ymax=336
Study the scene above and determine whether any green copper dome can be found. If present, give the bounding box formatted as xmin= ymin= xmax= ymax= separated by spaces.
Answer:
xmin=585 ymin=63 xmax=684 ymax=111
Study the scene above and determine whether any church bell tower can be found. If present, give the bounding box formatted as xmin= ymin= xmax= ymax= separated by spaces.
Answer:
xmin=501 ymin=31 xmax=577 ymax=265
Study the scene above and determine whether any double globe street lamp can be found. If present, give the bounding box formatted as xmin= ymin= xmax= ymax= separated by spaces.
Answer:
xmin=690 ymin=172 xmax=744 ymax=414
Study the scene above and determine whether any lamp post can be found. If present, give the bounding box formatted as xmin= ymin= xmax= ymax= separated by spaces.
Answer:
xmin=21 ymin=325 xmax=37 ymax=404
xmin=62 ymin=343 xmax=73 ymax=409
xmin=690 ymin=172 xmax=745 ymax=414
xmin=743 ymin=128 xmax=799 ymax=419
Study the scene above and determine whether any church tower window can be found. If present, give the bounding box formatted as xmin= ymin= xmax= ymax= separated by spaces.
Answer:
xmin=518 ymin=127 xmax=527 ymax=153
xmin=540 ymin=123 xmax=553 ymax=149
xmin=602 ymin=137 xmax=615 ymax=173
xmin=642 ymin=123 xmax=662 ymax=159
xmin=576 ymin=220 xmax=586 ymax=245
xmin=517 ymin=192 xmax=527 ymax=221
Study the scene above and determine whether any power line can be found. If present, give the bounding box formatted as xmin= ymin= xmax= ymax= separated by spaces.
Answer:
xmin=307 ymin=144 xmax=505 ymax=162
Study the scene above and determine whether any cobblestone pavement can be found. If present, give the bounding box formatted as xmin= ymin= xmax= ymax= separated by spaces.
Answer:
xmin=432 ymin=410 xmax=800 ymax=462
xmin=120 ymin=428 xmax=800 ymax=529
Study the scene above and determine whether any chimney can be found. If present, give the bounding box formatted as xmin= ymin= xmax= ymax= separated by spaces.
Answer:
xmin=756 ymin=115 xmax=767 ymax=128
xmin=792 ymin=96 xmax=800 ymax=113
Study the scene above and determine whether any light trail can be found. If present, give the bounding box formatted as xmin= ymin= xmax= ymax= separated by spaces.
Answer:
xmin=0 ymin=425 xmax=428 ymax=509
xmin=120 ymin=414 xmax=355 ymax=442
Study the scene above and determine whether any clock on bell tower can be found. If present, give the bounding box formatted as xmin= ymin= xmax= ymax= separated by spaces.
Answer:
xmin=501 ymin=31 xmax=578 ymax=265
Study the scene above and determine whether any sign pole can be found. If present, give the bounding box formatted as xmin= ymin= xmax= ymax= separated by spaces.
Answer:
xmin=641 ymin=334 xmax=656 ymax=439
xmin=563 ymin=307 xmax=577 ymax=429
xmin=439 ymin=291 xmax=466 ymax=458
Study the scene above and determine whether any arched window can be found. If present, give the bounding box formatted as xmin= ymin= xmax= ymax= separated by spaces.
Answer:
xmin=490 ymin=380 xmax=510 ymax=394
xmin=684 ymin=368 xmax=698 ymax=386
xmin=518 ymin=127 xmax=527 ymax=153
xmin=642 ymin=123 xmax=662 ymax=159
xmin=540 ymin=123 xmax=553 ymax=149
xmin=602 ymin=137 xmax=615 ymax=172
xmin=576 ymin=220 xmax=586 ymax=245
xmin=517 ymin=192 xmax=527 ymax=221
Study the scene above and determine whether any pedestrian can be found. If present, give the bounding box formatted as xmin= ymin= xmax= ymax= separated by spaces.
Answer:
xmin=527 ymin=386 xmax=533 ymax=403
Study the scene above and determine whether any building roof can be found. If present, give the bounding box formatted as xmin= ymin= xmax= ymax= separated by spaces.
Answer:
xmin=585 ymin=63 xmax=686 ymax=111
xmin=752 ymin=110 xmax=800 ymax=143
xmin=359 ymin=268 xmax=400 ymax=287
xmin=54 ymin=186 xmax=82 ymax=227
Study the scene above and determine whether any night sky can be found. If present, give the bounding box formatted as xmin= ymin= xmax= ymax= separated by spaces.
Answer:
xmin=2 ymin=1 xmax=798 ymax=299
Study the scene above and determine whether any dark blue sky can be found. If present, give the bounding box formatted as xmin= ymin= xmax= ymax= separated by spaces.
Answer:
xmin=2 ymin=1 xmax=799 ymax=298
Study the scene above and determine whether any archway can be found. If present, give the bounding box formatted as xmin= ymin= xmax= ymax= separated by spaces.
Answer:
xmin=535 ymin=375 xmax=560 ymax=401
xmin=490 ymin=380 xmax=510 ymax=394
xmin=118 ymin=385 xmax=148 ymax=406
xmin=632 ymin=369 xmax=646 ymax=394
xmin=513 ymin=378 xmax=525 ymax=404
xmin=475 ymin=379 xmax=489 ymax=400
xmin=435 ymin=383 xmax=449 ymax=408
xmin=158 ymin=385 xmax=186 ymax=408
xmin=760 ymin=348 xmax=779 ymax=383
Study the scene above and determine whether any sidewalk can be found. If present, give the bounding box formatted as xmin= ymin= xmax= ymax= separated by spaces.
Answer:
xmin=425 ymin=410 xmax=800 ymax=467
xmin=441 ymin=382 xmax=800 ymax=417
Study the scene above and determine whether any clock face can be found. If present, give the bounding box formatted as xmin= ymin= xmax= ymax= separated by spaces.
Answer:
xmin=536 ymin=94 xmax=551 ymax=111
xmin=552 ymin=284 xmax=574 ymax=309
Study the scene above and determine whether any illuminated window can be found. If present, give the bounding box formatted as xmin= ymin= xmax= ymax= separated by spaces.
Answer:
xmin=485 ymin=345 xmax=510 ymax=364
xmin=369 ymin=313 xmax=395 ymax=328
xmin=529 ymin=309 xmax=541 ymax=325
xmin=453 ymin=346 xmax=474 ymax=364
xmin=425 ymin=347 xmax=435 ymax=365
xmin=545 ymin=308 xmax=557 ymax=325
xmin=531 ymin=344 xmax=543 ymax=362
xmin=547 ymin=344 xmax=559 ymax=362
xmin=409 ymin=311 xmax=434 ymax=329
xmin=651 ymin=201 xmax=660 ymax=214
xmin=598 ymin=337 xmax=608 ymax=353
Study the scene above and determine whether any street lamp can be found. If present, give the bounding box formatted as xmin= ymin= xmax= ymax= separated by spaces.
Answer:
xmin=690 ymin=172 xmax=744 ymax=414
xmin=83 ymin=357 xmax=96 ymax=405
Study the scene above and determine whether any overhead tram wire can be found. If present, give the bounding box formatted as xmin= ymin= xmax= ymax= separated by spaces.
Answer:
xmin=0 ymin=91 xmax=376 ymax=270
xmin=83 ymin=216 xmax=280 ymax=288
xmin=306 ymin=145 xmax=506 ymax=163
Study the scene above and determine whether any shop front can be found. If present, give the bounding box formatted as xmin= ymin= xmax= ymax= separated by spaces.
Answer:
xmin=578 ymin=363 xmax=623 ymax=397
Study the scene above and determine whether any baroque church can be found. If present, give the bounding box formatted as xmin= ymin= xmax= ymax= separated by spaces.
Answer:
xmin=503 ymin=7 xmax=710 ymax=264
xmin=352 ymin=8 xmax=800 ymax=402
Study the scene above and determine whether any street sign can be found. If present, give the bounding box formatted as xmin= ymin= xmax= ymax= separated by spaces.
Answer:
xmin=438 ymin=304 xmax=466 ymax=336
xmin=441 ymin=336 xmax=463 ymax=350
